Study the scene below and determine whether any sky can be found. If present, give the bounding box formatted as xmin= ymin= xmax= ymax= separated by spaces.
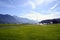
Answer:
xmin=0 ymin=0 xmax=60 ymax=21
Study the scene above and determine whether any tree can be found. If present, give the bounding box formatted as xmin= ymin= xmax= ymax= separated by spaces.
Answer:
xmin=52 ymin=19 xmax=58 ymax=24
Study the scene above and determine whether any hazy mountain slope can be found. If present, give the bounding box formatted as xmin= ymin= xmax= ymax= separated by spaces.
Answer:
xmin=0 ymin=14 xmax=36 ymax=24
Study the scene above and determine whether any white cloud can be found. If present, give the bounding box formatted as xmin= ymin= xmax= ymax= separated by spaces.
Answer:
xmin=23 ymin=0 xmax=44 ymax=9
xmin=48 ymin=0 xmax=60 ymax=12
xmin=23 ymin=0 xmax=56 ymax=9
xmin=22 ymin=1 xmax=35 ymax=9
xmin=29 ymin=1 xmax=35 ymax=9
xmin=32 ymin=0 xmax=44 ymax=5
xmin=20 ymin=11 xmax=60 ymax=21
xmin=27 ymin=1 xmax=35 ymax=9
xmin=50 ymin=3 xmax=58 ymax=10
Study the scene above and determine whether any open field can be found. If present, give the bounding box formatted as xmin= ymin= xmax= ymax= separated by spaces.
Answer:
xmin=0 ymin=24 xmax=60 ymax=40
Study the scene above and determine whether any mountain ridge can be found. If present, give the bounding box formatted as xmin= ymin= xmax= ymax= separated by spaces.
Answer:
xmin=0 ymin=14 xmax=36 ymax=24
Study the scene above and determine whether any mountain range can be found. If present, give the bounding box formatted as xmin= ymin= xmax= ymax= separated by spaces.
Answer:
xmin=0 ymin=14 xmax=37 ymax=24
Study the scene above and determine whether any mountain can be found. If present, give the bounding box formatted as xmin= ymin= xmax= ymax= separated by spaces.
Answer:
xmin=39 ymin=18 xmax=60 ymax=24
xmin=0 ymin=14 xmax=36 ymax=24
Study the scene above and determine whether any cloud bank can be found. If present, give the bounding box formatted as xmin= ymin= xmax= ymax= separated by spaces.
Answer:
xmin=21 ymin=11 xmax=60 ymax=21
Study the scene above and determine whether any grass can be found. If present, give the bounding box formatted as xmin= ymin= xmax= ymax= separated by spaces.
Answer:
xmin=0 ymin=24 xmax=60 ymax=40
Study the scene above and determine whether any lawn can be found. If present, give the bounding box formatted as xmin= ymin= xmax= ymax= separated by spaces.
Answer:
xmin=0 ymin=24 xmax=60 ymax=40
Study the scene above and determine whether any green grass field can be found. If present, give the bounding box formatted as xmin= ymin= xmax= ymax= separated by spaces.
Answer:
xmin=0 ymin=24 xmax=60 ymax=40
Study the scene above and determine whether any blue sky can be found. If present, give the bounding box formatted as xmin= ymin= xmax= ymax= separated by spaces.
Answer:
xmin=0 ymin=0 xmax=60 ymax=21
